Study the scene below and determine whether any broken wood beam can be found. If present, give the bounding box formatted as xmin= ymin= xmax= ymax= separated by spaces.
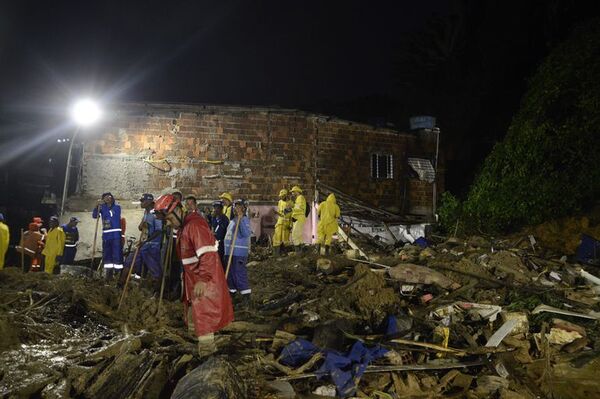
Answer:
xmin=337 ymin=227 xmax=369 ymax=260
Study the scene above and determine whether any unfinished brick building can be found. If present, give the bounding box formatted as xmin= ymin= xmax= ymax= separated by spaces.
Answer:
xmin=65 ymin=103 xmax=442 ymax=256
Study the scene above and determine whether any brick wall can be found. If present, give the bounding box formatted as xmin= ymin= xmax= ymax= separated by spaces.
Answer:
xmin=78 ymin=103 xmax=441 ymax=215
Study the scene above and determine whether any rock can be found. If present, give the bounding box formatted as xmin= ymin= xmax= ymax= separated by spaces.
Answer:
xmin=552 ymin=318 xmax=587 ymax=336
xmin=267 ymin=381 xmax=295 ymax=399
xmin=501 ymin=312 xmax=529 ymax=335
xmin=445 ymin=237 xmax=463 ymax=246
xmin=562 ymin=337 xmax=589 ymax=353
xmin=316 ymin=258 xmax=343 ymax=274
xmin=345 ymin=249 xmax=359 ymax=259
xmin=388 ymin=263 xmax=460 ymax=290
xmin=474 ymin=375 xmax=509 ymax=397
xmin=312 ymin=319 xmax=352 ymax=350
xmin=535 ymin=328 xmax=583 ymax=345
xmin=467 ymin=236 xmax=491 ymax=248
xmin=418 ymin=247 xmax=437 ymax=261
xmin=170 ymin=357 xmax=246 ymax=399
xmin=313 ymin=385 xmax=336 ymax=397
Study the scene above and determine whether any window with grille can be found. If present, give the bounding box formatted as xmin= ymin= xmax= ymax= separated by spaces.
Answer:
xmin=370 ymin=153 xmax=394 ymax=179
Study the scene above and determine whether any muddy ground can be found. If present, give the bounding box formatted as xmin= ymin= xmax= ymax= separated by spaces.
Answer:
xmin=1 ymin=233 xmax=600 ymax=398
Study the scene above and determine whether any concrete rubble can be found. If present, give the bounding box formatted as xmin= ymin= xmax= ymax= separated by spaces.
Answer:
xmin=1 ymin=230 xmax=600 ymax=398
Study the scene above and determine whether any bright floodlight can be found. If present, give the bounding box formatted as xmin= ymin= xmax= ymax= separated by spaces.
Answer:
xmin=71 ymin=99 xmax=101 ymax=126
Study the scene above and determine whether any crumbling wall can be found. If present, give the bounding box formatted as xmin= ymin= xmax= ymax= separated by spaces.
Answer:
xmin=77 ymin=103 xmax=440 ymax=217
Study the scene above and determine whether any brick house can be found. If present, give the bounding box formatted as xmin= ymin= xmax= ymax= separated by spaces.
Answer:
xmin=65 ymin=103 xmax=442 ymax=258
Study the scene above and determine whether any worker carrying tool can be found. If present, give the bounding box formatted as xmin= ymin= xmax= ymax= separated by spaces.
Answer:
xmin=272 ymin=189 xmax=293 ymax=256
xmin=290 ymin=185 xmax=308 ymax=253
xmin=122 ymin=193 xmax=163 ymax=292
xmin=92 ymin=192 xmax=123 ymax=279
xmin=224 ymin=199 xmax=253 ymax=308
xmin=42 ymin=216 xmax=65 ymax=274
xmin=61 ymin=217 xmax=80 ymax=265
xmin=154 ymin=194 xmax=233 ymax=357
xmin=316 ymin=193 xmax=341 ymax=256
xmin=0 ymin=213 xmax=9 ymax=271
xmin=210 ymin=200 xmax=229 ymax=266
xmin=219 ymin=192 xmax=233 ymax=220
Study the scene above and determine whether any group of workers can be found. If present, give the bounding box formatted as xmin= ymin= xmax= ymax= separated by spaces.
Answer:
xmin=0 ymin=185 xmax=341 ymax=357
xmin=272 ymin=186 xmax=341 ymax=257
xmin=92 ymin=191 xmax=253 ymax=306
xmin=0 ymin=213 xmax=81 ymax=274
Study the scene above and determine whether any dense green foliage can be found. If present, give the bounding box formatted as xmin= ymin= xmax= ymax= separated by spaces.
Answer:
xmin=443 ymin=20 xmax=600 ymax=233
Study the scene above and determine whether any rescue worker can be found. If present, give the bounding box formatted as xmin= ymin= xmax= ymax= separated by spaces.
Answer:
xmin=92 ymin=192 xmax=123 ymax=279
xmin=173 ymin=191 xmax=185 ymax=213
xmin=219 ymin=192 xmax=233 ymax=220
xmin=272 ymin=189 xmax=293 ymax=256
xmin=23 ymin=218 xmax=45 ymax=272
xmin=42 ymin=216 xmax=65 ymax=274
xmin=153 ymin=194 xmax=233 ymax=357
xmin=61 ymin=217 xmax=80 ymax=265
xmin=185 ymin=195 xmax=198 ymax=214
xmin=316 ymin=194 xmax=341 ymax=255
xmin=290 ymin=186 xmax=308 ymax=253
xmin=122 ymin=194 xmax=163 ymax=292
xmin=224 ymin=199 xmax=252 ymax=308
xmin=210 ymin=200 xmax=229 ymax=267
xmin=0 ymin=213 xmax=9 ymax=270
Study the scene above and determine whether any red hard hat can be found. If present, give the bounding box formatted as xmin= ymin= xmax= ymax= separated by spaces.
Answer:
xmin=154 ymin=194 xmax=180 ymax=214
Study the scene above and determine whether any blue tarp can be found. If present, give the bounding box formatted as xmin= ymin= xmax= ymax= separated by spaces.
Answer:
xmin=576 ymin=234 xmax=600 ymax=264
xmin=414 ymin=237 xmax=429 ymax=248
xmin=279 ymin=339 xmax=388 ymax=397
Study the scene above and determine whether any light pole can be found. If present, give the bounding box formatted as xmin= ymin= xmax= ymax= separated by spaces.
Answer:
xmin=60 ymin=99 xmax=101 ymax=216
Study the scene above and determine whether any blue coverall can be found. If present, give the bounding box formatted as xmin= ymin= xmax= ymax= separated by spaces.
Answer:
xmin=92 ymin=203 xmax=123 ymax=270
xmin=223 ymin=215 xmax=252 ymax=295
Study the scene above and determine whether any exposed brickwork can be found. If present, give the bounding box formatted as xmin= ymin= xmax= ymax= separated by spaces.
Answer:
xmin=80 ymin=103 xmax=442 ymax=216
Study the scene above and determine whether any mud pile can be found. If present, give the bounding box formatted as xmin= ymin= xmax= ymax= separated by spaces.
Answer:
xmin=2 ymin=227 xmax=600 ymax=398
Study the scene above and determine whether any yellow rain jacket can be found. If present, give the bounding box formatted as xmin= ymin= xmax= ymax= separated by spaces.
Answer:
xmin=291 ymin=194 xmax=307 ymax=223
xmin=273 ymin=198 xmax=293 ymax=247
xmin=317 ymin=194 xmax=341 ymax=246
xmin=42 ymin=227 xmax=65 ymax=274
xmin=291 ymin=194 xmax=307 ymax=245
xmin=0 ymin=221 xmax=9 ymax=270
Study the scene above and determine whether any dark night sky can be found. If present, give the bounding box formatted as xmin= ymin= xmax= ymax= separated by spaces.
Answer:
xmin=0 ymin=1 xmax=449 ymax=115
xmin=0 ymin=0 xmax=598 ymax=191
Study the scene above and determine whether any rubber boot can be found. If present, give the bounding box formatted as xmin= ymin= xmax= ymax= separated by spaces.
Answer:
xmin=273 ymin=246 xmax=280 ymax=257
xmin=151 ymin=277 xmax=162 ymax=297
xmin=241 ymin=294 xmax=252 ymax=310
xmin=294 ymin=246 xmax=302 ymax=255
xmin=197 ymin=333 xmax=217 ymax=358
xmin=105 ymin=268 xmax=114 ymax=282
xmin=117 ymin=269 xmax=128 ymax=289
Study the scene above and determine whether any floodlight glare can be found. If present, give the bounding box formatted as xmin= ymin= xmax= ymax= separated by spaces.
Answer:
xmin=71 ymin=99 xmax=101 ymax=126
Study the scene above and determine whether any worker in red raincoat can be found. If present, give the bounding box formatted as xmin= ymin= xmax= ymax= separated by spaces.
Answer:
xmin=153 ymin=194 xmax=234 ymax=356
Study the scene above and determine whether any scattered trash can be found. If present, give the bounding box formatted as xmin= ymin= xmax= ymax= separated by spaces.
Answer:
xmin=2 ymin=220 xmax=600 ymax=398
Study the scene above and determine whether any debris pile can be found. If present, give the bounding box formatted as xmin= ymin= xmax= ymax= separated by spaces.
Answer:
xmin=2 ymin=230 xmax=600 ymax=398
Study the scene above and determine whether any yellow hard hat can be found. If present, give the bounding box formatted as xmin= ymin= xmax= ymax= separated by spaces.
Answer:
xmin=279 ymin=189 xmax=288 ymax=197
xmin=219 ymin=192 xmax=233 ymax=202
xmin=291 ymin=186 xmax=302 ymax=193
